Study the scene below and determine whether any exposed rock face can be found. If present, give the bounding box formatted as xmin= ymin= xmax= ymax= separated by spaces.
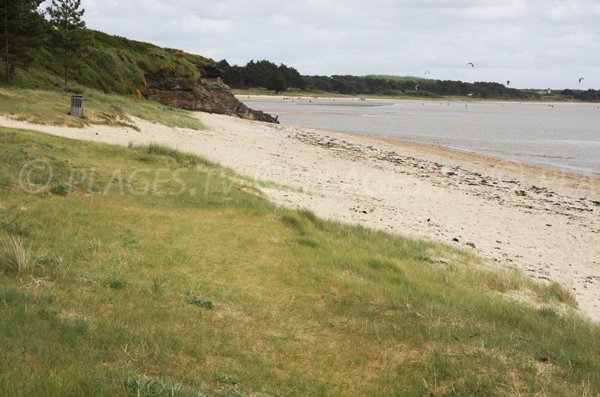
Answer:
xmin=143 ymin=66 xmax=278 ymax=123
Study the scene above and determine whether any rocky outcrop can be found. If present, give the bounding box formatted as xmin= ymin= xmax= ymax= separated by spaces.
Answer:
xmin=143 ymin=66 xmax=278 ymax=123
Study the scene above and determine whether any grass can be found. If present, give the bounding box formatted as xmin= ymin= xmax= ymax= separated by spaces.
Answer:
xmin=0 ymin=127 xmax=599 ymax=396
xmin=544 ymin=281 xmax=579 ymax=307
xmin=132 ymin=142 xmax=217 ymax=168
xmin=120 ymin=375 xmax=206 ymax=397
xmin=238 ymin=174 xmax=305 ymax=194
xmin=4 ymin=29 xmax=212 ymax=96
xmin=0 ymin=87 xmax=205 ymax=130
xmin=0 ymin=233 xmax=43 ymax=273
xmin=185 ymin=292 xmax=215 ymax=310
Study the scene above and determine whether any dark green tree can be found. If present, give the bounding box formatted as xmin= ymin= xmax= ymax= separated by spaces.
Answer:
xmin=268 ymin=74 xmax=287 ymax=94
xmin=46 ymin=0 xmax=86 ymax=91
xmin=0 ymin=0 xmax=45 ymax=81
xmin=218 ymin=59 xmax=246 ymax=88
xmin=278 ymin=64 xmax=305 ymax=90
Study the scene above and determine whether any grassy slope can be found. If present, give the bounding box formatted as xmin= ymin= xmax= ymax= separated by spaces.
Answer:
xmin=7 ymin=30 xmax=213 ymax=95
xmin=0 ymin=87 xmax=204 ymax=130
xmin=0 ymin=128 xmax=599 ymax=396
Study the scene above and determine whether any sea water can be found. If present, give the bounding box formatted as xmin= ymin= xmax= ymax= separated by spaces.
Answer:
xmin=242 ymin=98 xmax=600 ymax=174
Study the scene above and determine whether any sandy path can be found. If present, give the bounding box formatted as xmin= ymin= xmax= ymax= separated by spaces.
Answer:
xmin=1 ymin=114 xmax=599 ymax=321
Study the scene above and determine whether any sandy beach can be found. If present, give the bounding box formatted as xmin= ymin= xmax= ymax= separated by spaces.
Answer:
xmin=1 ymin=113 xmax=599 ymax=321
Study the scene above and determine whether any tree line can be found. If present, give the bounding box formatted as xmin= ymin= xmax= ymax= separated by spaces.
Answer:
xmin=218 ymin=59 xmax=600 ymax=101
xmin=217 ymin=59 xmax=305 ymax=93
xmin=560 ymin=89 xmax=600 ymax=101
xmin=302 ymin=75 xmax=528 ymax=99
xmin=216 ymin=59 xmax=528 ymax=99
xmin=0 ymin=0 xmax=86 ymax=90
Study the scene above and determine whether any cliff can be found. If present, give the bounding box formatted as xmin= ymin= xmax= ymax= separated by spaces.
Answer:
xmin=144 ymin=65 xmax=276 ymax=123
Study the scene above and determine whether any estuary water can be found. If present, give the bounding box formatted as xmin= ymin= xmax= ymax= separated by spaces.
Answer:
xmin=242 ymin=98 xmax=600 ymax=174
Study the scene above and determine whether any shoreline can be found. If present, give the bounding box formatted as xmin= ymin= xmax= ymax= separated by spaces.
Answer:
xmin=313 ymin=127 xmax=600 ymax=180
xmin=301 ymin=123 xmax=600 ymax=177
xmin=240 ymin=94 xmax=600 ymax=176
xmin=1 ymin=114 xmax=599 ymax=321
xmin=237 ymin=93 xmax=600 ymax=106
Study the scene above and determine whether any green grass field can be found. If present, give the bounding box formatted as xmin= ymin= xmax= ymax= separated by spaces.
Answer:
xmin=0 ymin=127 xmax=599 ymax=396
xmin=0 ymin=87 xmax=204 ymax=130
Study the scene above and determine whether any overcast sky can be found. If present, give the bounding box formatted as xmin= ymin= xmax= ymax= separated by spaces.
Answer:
xmin=42 ymin=0 xmax=600 ymax=89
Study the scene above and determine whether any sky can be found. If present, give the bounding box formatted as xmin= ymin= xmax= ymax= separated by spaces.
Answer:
xmin=41 ymin=0 xmax=600 ymax=89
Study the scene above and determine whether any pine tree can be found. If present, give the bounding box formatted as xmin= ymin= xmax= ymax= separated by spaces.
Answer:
xmin=47 ymin=0 xmax=86 ymax=91
xmin=0 ymin=0 xmax=44 ymax=81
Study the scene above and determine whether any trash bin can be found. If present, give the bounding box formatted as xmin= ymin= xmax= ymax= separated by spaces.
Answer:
xmin=70 ymin=95 xmax=84 ymax=118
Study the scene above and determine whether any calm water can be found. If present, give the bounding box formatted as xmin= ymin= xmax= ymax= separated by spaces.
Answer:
xmin=243 ymin=98 xmax=600 ymax=174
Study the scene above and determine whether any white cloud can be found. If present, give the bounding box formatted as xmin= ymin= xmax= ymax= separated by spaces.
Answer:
xmin=442 ymin=0 xmax=528 ymax=21
xmin=175 ymin=16 xmax=232 ymax=35
xmin=544 ymin=2 xmax=600 ymax=23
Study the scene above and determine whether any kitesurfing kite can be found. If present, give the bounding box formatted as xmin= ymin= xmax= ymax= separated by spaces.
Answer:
xmin=579 ymin=77 xmax=585 ymax=83
xmin=424 ymin=71 xmax=431 ymax=75
xmin=466 ymin=62 xmax=475 ymax=68
xmin=415 ymin=84 xmax=420 ymax=91
xmin=506 ymin=80 xmax=511 ymax=86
